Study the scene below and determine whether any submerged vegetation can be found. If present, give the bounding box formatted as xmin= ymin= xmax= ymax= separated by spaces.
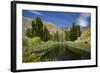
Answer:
xmin=22 ymin=17 xmax=91 ymax=63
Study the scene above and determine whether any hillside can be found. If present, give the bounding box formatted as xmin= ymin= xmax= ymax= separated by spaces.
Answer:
xmin=75 ymin=27 xmax=91 ymax=44
xmin=43 ymin=22 xmax=59 ymax=33
xmin=22 ymin=17 xmax=65 ymax=35
xmin=22 ymin=16 xmax=91 ymax=43
xmin=22 ymin=17 xmax=32 ymax=36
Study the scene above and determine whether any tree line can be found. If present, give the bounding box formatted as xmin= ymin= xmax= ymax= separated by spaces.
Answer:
xmin=25 ymin=17 xmax=81 ymax=42
xmin=26 ymin=17 xmax=51 ymax=41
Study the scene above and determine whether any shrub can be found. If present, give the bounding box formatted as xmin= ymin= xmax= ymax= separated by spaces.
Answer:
xmin=26 ymin=28 xmax=33 ymax=38
xmin=23 ymin=36 xmax=29 ymax=47
xmin=84 ymin=41 xmax=88 ymax=44
xmin=29 ymin=36 xmax=41 ymax=46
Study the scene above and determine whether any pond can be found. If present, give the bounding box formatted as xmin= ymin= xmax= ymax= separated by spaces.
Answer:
xmin=30 ymin=43 xmax=91 ymax=62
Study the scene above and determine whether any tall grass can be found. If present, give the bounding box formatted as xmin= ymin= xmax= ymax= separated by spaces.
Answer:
xmin=23 ymin=39 xmax=90 ymax=62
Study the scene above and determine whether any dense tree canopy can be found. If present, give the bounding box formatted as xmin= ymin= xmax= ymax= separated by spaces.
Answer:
xmin=26 ymin=17 xmax=51 ymax=42
xmin=26 ymin=17 xmax=81 ymax=42
xmin=69 ymin=23 xmax=81 ymax=41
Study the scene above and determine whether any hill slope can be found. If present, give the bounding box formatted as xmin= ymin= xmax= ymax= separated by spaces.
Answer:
xmin=22 ymin=17 xmax=65 ymax=35
xmin=75 ymin=27 xmax=91 ymax=44
xmin=22 ymin=16 xmax=91 ymax=43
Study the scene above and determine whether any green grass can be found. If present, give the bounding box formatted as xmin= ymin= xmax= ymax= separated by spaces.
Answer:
xmin=22 ymin=41 xmax=91 ymax=62
xmin=67 ymin=41 xmax=90 ymax=52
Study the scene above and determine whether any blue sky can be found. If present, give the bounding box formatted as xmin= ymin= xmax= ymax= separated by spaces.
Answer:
xmin=22 ymin=10 xmax=91 ymax=27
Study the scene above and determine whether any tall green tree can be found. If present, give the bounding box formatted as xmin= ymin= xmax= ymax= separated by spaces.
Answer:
xmin=26 ymin=28 xmax=33 ymax=38
xmin=32 ymin=17 xmax=44 ymax=40
xmin=26 ymin=17 xmax=51 ymax=41
xmin=69 ymin=23 xmax=81 ymax=41
xmin=76 ymin=25 xmax=81 ymax=37
xmin=53 ymin=30 xmax=60 ymax=42
xmin=65 ymin=30 xmax=70 ymax=41
xmin=43 ymin=25 xmax=51 ymax=41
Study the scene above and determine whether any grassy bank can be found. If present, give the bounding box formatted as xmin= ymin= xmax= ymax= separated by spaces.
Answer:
xmin=23 ymin=41 xmax=90 ymax=62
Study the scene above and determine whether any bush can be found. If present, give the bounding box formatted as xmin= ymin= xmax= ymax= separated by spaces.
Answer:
xmin=22 ymin=36 xmax=42 ymax=62
xmin=84 ymin=41 xmax=88 ymax=44
xmin=23 ymin=36 xmax=29 ymax=47
xmin=29 ymin=36 xmax=41 ymax=46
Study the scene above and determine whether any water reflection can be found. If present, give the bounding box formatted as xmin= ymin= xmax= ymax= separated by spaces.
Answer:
xmin=31 ymin=43 xmax=90 ymax=62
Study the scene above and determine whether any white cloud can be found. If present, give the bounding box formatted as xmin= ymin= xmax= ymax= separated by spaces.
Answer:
xmin=29 ymin=10 xmax=43 ymax=16
xmin=80 ymin=13 xmax=91 ymax=18
xmin=77 ymin=17 xmax=88 ymax=27
xmin=77 ymin=13 xmax=90 ymax=27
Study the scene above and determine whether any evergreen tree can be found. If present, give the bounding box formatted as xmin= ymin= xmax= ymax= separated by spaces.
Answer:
xmin=32 ymin=17 xmax=44 ymax=40
xmin=43 ymin=25 xmax=51 ymax=41
xmin=65 ymin=30 xmax=70 ymax=41
xmin=70 ymin=23 xmax=77 ymax=41
xmin=69 ymin=23 xmax=81 ymax=41
xmin=76 ymin=25 xmax=81 ymax=37
xmin=25 ymin=17 xmax=51 ymax=41
xmin=26 ymin=28 xmax=33 ymax=38
xmin=52 ymin=32 xmax=55 ymax=41
xmin=53 ymin=30 xmax=59 ymax=42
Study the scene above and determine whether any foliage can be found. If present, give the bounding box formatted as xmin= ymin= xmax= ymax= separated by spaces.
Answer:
xmin=23 ymin=41 xmax=90 ymax=62
xmin=32 ymin=17 xmax=43 ymax=39
xmin=26 ymin=28 xmax=33 ymax=38
xmin=76 ymin=28 xmax=90 ymax=44
xmin=69 ymin=23 xmax=81 ymax=41
xmin=22 ymin=47 xmax=31 ymax=62
xmin=76 ymin=25 xmax=81 ymax=37
xmin=67 ymin=41 xmax=90 ymax=52
xmin=65 ymin=30 xmax=70 ymax=41
xmin=22 ymin=36 xmax=42 ymax=62
xmin=23 ymin=17 xmax=90 ymax=63
xmin=23 ymin=36 xmax=29 ymax=47
xmin=42 ymin=25 xmax=51 ymax=41
xmin=29 ymin=36 xmax=41 ymax=46
xmin=25 ymin=17 xmax=51 ymax=41
xmin=52 ymin=30 xmax=60 ymax=42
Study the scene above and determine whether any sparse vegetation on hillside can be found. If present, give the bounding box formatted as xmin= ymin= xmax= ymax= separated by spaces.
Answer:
xmin=75 ymin=27 xmax=91 ymax=44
